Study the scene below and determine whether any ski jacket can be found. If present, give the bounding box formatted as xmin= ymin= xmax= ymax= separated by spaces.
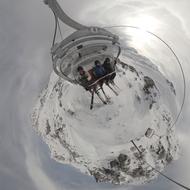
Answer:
xmin=93 ymin=65 xmax=106 ymax=78
xmin=79 ymin=71 xmax=91 ymax=83
xmin=103 ymin=63 xmax=114 ymax=74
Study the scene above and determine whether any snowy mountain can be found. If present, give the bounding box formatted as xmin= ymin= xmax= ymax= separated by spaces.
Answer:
xmin=31 ymin=46 xmax=179 ymax=185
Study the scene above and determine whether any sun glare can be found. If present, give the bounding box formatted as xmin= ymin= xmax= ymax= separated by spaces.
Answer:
xmin=127 ymin=15 xmax=159 ymax=49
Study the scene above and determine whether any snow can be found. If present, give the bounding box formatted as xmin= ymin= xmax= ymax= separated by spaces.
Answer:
xmin=32 ymin=45 xmax=179 ymax=185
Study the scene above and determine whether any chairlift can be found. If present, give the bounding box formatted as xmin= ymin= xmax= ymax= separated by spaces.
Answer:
xmin=44 ymin=0 xmax=121 ymax=109
xmin=52 ymin=28 xmax=120 ymax=84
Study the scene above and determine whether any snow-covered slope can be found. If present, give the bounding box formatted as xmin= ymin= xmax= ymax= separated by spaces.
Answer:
xmin=32 ymin=47 xmax=179 ymax=185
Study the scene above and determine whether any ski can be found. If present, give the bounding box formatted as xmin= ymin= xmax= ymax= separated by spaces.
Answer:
xmin=106 ymin=83 xmax=119 ymax=96
xmin=95 ymin=91 xmax=107 ymax=104
xmin=100 ymin=87 xmax=111 ymax=102
xmin=90 ymin=89 xmax=95 ymax=110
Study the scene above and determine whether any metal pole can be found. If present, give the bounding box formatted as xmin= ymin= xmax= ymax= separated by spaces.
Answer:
xmin=44 ymin=0 xmax=88 ymax=30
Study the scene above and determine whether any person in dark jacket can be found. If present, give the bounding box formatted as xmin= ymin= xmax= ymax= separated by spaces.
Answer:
xmin=93 ymin=60 xmax=106 ymax=78
xmin=103 ymin=58 xmax=116 ymax=82
xmin=103 ymin=58 xmax=114 ymax=73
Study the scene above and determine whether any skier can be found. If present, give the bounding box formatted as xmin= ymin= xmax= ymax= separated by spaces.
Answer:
xmin=93 ymin=60 xmax=106 ymax=79
xmin=103 ymin=57 xmax=116 ymax=83
xmin=77 ymin=66 xmax=92 ymax=89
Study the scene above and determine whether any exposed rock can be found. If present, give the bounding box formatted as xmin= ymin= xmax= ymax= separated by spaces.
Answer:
xmin=143 ymin=76 xmax=156 ymax=94
xmin=166 ymin=79 xmax=176 ymax=95
xmin=46 ymin=120 xmax=51 ymax=135
xmin=110 ymin=159 xmax=119 ymax=168
xmin=166 ymin=153 xmax=173 ymax=163
xmin=130 ymin=166 xmax=145 ymax=178
xmin=118 ymin=153 xmax=128 ymax=163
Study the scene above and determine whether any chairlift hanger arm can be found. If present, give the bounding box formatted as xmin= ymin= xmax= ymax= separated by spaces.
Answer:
xmin=44 ymin=0 xmax=88 ymax=30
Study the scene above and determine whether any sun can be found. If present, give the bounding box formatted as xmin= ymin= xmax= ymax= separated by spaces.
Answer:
xmin=127 ymin=15 xmax=160 ymax=49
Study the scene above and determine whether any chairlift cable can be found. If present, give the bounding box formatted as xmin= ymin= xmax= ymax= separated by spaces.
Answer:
xmin=52 ymin=10 xmax=58 ymax=48
xmin=131 ymin=140 xmax=190 ymax=190
xmin=57 ymin=18 xmax=63 ymax=40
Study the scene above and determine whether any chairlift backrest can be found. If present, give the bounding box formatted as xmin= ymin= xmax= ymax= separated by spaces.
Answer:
xmin=51 ymin=27 xmax=120 ymax=84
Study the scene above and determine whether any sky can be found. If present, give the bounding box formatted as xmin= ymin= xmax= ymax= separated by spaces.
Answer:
xmin=0 ymin=0 xmax=190 ymax=190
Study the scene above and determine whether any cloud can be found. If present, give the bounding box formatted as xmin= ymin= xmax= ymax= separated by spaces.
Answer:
xmin=24 ymin=140 xmax=62 ymax=190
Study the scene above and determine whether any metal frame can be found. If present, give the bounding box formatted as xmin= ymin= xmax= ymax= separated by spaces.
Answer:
xmin=44 ymin=0 xmax=121 ymax=84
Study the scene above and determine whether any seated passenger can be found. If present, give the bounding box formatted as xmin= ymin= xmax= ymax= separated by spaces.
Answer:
xmin=77 ymin=66 xmax=92 ymax=89
xmin=93 ymin=60 xmax=106 ymax=78
xmin=103 ymin=58 xmax=114 ymax=73
xmin=103 ymin=58 xmax=116 ymax=82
